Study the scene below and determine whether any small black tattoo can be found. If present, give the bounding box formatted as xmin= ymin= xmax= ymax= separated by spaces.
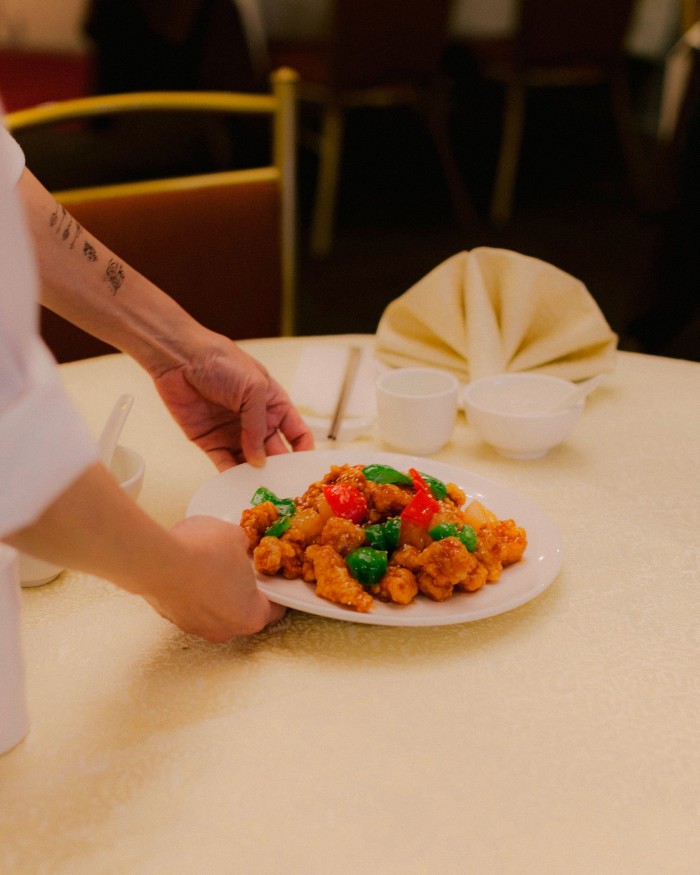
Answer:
xmin=105 ymin=259 xmax=125 ymax=294
xmin=52 ymin=205 xmax=67 ymax=236
xmin=70 ymin=223 xmax=82 ymax=249
xmin=83 ymin=240 xmax=97 ymax=262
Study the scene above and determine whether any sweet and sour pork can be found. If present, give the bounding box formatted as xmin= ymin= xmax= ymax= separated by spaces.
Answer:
xmin=243 ymin=464 xmax=527 ymax=613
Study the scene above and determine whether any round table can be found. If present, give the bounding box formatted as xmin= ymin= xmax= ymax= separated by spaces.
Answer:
xmin=1 ymin=335 xmax=699 ymax=874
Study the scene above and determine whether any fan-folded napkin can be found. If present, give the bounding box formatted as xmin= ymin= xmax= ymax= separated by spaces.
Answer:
xmin=375 ymin=248 xmax=618 ymax=382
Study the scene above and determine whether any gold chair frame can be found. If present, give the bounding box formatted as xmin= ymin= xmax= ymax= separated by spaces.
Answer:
xmin=7 ymin=67 xmax=299 ymax=337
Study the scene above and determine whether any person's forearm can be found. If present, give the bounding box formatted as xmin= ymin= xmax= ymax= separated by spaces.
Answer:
xmin=4 ymin=462 xmax=182 ymax=595
xmin=17 ymin=169 xmax=204 ymax=376
xmin=16 ymin=167 xmax=315 ymax=471
xmin=3 ymin=463 xmax=283 ymax=640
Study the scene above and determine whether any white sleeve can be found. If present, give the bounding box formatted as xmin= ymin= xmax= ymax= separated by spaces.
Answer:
xmin=0 ymin=124 xmax=26 ymax=186
xmin=0 ymin=114 xmax=99 ymax=538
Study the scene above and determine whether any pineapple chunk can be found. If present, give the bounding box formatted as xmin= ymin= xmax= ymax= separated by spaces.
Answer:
xmin=463 ymin=499 xmax=498 ymax=529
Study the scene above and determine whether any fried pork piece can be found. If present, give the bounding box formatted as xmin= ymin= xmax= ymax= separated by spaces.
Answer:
xmin=417 ymin=571 xmax=453 ymax=602
xmin=240 ymin=501 xmax=278 ymax=550
xmin=366 ymin=483 xmax=411 ymax=521
xmin=489 ymin=519 xmax=528 ymax=566
xmin=253 ymin=535 xmax=302 ymax=578
xmin=445 ymin=482 xmax=467 ymax=507
xmin=296 ymin=464 xmax=369 ymax=513
xmin=278 ymin=539 xmax=305 ymax=578
xmin=390 ymin=544 xmax=422 ymax=571
xmin=431 ymin=499 xmax=468 ymax=531
xmin=454 ymin=553 xmax=488 ymax=592
xmin=295 ymin=480 xmax=323 ymax=511
xmin=305 ymin=544 xmax=374 ymax=613
xmin=326 ymin=464 xmax=368 ymax=490
xmin=474 ymin=519 xmax=528 ymax=582
xmin=473 ymin=527 xmax=503 ymax=581
xmin=319 ymin=516 xmax=366 ymax=556
xmin=370 ymin=566 xmax=418 ymax=605
xmin=417 ymin=537 xmax=475 ymax=602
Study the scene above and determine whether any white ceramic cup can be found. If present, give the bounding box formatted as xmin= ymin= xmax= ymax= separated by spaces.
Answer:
xmin=0 ymin=545 xmax=30 ymax=755
xmin=376 ymin=367 xmax=459 ymax=455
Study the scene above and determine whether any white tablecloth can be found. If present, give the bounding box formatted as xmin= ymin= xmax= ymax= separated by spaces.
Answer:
xmin=1 ymin=335 xmax=699 ymax=874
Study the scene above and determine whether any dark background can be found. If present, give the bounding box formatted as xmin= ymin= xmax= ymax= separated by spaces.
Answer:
xmin=293 ymin=54 xmax=699 ymax=362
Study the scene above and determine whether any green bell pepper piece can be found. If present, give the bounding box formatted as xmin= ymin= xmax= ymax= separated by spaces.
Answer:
xmin=364 ymin=523 xmax=388 ymax=550
xmin=428 ymin=521 xmax=478 ymax=552
xmin=382 ymin=517 xmax=401 ymax=552
xmin=362 ymin=465 xmax=412 ymax=486
xmin=364 ymin=517 xmax=401 ymax=552
xmin=428 ymin=522 xmax=459 ymax=541
xmin=418 ymin=472 xmax=448 ymax=501
xmin=346 ymin=547 xmax=388 ymax=586
xmin=250 ymin=486 xmax=296 ymax=517
xmin=264 ymin=515 xmax=293 ymax=538
xmin=457 ymin=524 xmax=478 ymax=552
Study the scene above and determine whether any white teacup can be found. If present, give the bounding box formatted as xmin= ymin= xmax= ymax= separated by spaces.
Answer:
xmin=19 ymin=444 xmax=145 ymax=588
xmin=376 ymin=367 xmax=459 ymax=455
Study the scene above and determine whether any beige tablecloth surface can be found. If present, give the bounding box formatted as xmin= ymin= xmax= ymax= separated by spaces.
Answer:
xmin=1 ymin=335 xmax=699 ymax=875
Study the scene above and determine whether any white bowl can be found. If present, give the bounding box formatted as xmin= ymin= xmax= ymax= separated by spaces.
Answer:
xmin=19 ymin=444 xmax=145 ymax=587
xmin=463 ymin=373 xmax=584 ymax=460
xmin=110 ymin=443 xmax=145 ymax=501
xmin=17 ymin=553 xmax=65 ymax=589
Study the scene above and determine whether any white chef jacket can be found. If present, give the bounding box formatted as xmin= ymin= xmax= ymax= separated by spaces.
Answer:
xmin=0 ymin=121 xmax=98 ymax=538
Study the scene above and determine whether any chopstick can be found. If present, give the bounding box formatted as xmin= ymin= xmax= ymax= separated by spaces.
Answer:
xmin=327 ymin=345 xmax=362 ymax=440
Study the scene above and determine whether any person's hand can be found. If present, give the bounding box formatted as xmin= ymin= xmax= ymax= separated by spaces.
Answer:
xmin=142 ymin=515 xmax=285 ymax=642
xmin=151 ymin=332 xmax=314 ymax=470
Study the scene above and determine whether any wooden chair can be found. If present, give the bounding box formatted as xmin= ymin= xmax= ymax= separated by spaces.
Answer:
xmin=85 ymin=0 xmax=270 ymax=95
xmin=469 ymin=0 xmax=638 ymax=224
xmin=622 ymin=17 xmax=700 ymax=354
xmin=269 ymin=0 xmax=475 ymax=256
xmin=6 ymin=68 xmax=298 ymax=362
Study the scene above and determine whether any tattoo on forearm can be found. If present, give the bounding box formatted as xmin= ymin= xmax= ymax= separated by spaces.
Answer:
xmin=49 ymin=201 xmax=97 ymax=262
xmin=69 ymin=222 xmax=82 ymax=249
xmin=104 ymin=259 xmax=126 ymax=294
xmin=50 ymin=204 xmax=67 ymax=234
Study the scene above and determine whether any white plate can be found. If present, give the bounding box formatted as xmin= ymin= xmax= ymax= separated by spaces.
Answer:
xmin=187 ymin=450 xmax=563 ymax=626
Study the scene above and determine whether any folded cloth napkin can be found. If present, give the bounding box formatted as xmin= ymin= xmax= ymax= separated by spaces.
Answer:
xmin=290 ymin=345 xmax=384 ymax=440
xmin=375 ymin=248 xmax=618 ymax=383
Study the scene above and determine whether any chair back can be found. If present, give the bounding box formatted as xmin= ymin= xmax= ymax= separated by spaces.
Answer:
xmin=328 ymin=0 xmax=453 ymax=89
xmin=6 ymin=70 xmax=298 ymax=362
xmin=515 ymin=0 xmax=636 ymax=68
xmin=86 ymin=0 xmax=270 ymax=93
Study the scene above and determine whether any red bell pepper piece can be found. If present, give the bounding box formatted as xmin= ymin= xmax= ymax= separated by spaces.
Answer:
xmin=322 ymin=483 xmax=368 ymax=524
xmin=401 ymin=481 xmax=440 ymax=528
xmin=409 ymin=468 xmax=430 ymax=494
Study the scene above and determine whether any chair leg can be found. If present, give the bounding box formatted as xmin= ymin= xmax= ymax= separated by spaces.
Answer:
xmin=490 ymin=81 xmax=527 ymax=225
xmin=422 ymin=95 xmax=479 ymax=230
xmin=609 ymin=67 xmax=650 ymax=208
xmin=310 ymin=104 xmax=344 ymax=256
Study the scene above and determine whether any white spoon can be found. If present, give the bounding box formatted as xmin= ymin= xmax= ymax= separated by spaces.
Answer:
xmin=98 ymin=394 xmax=134 ymax=469
xmin=543 ymin=374 xmax=608 ymax=413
